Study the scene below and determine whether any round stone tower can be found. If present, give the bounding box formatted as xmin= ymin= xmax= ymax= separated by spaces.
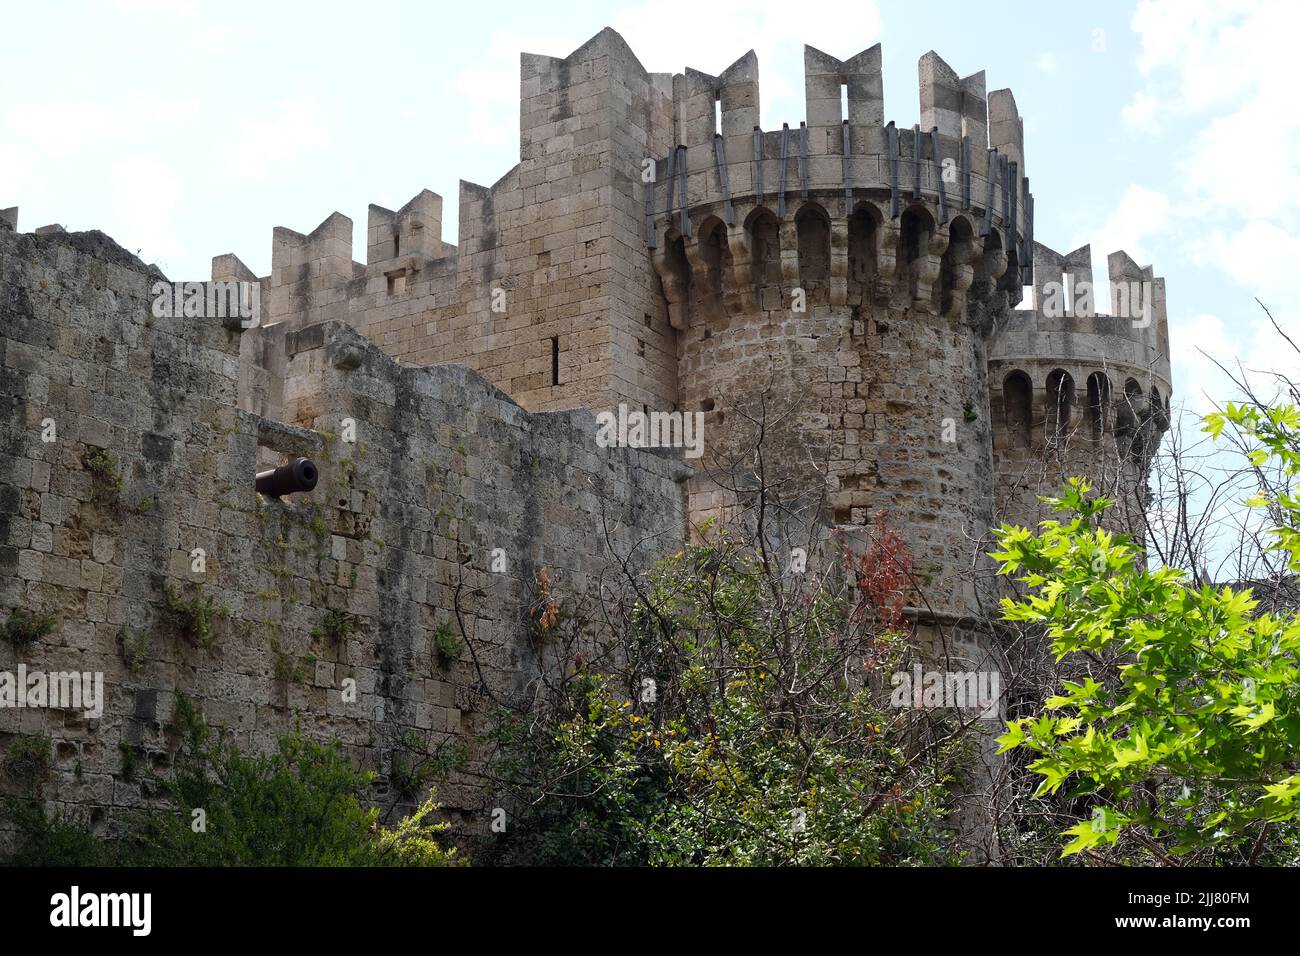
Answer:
xmin=987 ymin=241 xmax=1173 ymax=536
xmin=649 ymin=46 xmax=1031 ymax=626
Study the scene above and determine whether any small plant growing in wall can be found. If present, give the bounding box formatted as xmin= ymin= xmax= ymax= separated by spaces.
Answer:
xmin=963 ymin=400 xmax=978 ymax=423
xmin=117 ymin=626 xmax=151 ymax=674
xmin=160 ymin=582 xmax=225 ymax=649
xmin=80 ymin=447 xmax=123 ymax=492
xmin=338 ymin=458 xmax=355 ymax=490
xmin=311 ymin=608 xmax=353 ymax=644
xmin=2 ymin=735 xmax=54 ymax=791
xmin=271 ymin=639 xmax=306 ymax=687
xmin=429 ymin=739 xmax=468 ymax=777
xmin=169 ymin=691 xmax=208 ymax=753
xmin=1 ymin=607 xmax=57 ymax=650
xmin=433 ymin=622 xmax=463 ymax=669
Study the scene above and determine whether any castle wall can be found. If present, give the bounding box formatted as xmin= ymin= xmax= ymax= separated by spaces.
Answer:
xmin=0 ymin=222 xmax=686 ymax=848
xmin=0 ymin=29 xmax=1177 ymax=863
xmin=212 ymin=32 xmax=1059 ymax=630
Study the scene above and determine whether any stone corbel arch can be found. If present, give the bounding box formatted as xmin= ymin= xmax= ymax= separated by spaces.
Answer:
xmin=940 ymin=214 xmax=980 ymax=318
xmin=899 ymin=204 xmax=948 ymax=312
xmin=743 ymin=206 xmax=782 ymax=293
xmin=721 ymin=221 xmax=755 ymax=315
xmin=870 ymin=200 xmax=900 ymax=303
xmin=652 ymin=228 xmax=692 ymax=331
xmin=829 ymin=217 xmax=849 ymax=307
xmin=778 ymin=218 xmax=801 ymax=287
xmin=980 ymin=229 xmax=1009 ymax=286
xmin=684 ymin=216 xmax=730 ymax=322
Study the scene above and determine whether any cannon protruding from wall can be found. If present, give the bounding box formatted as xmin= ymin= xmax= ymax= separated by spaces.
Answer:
xmin=256 ymin=457 xmax=319 ymax=498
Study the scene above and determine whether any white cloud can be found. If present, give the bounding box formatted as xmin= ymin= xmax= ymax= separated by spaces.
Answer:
xmin=1127 ymin=0 xmax=1300 ymax=220
xmin=1170 ymin=308 xmax=1291 ymax=415
xmin=1171 ymin=312 xmax=1230 ymax=391
xmin=227 ymin=97 xmax=330 ymax=181
xmin=1034 ymin=52 xmax=1058 ymax=74
xmin=126 ymin=94 xmax=202 ymax=127
xmin=452 ymin=32 xmax=579 ymax=149
xmin=112 ymin=0 xmax=200 ymax=15
xmin=7 ymin=100 xmax=119 ymax=159
xmin=111 ymin=156 xmax=185 ymax=264
xmin=1122 ymin=0 xmax=1300 ymax=410
xmin=1131 ymin=0 xmax=1293 ymax=112
xmin=1120 ymin=91 xmax=1161 ymax=134
xmin=1073 ymin=183 xmax=1170 ymax=266
xmin=1185 ymin=221 xmax=1300 ymax=301
xmin=1180 ymin=98 xmax=1300 ymax=222
xmin=0 ymin=143 xmax=36 ymax=200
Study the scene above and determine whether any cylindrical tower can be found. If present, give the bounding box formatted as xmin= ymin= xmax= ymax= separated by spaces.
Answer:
xmin=649 ymin=46 xmax=1031 ymax=625
xmin=987 ymin=241 xmax=1173 ymax=536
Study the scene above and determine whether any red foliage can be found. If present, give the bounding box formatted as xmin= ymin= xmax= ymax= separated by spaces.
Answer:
xmin=839 ymin=511 xmax=913 ymax=633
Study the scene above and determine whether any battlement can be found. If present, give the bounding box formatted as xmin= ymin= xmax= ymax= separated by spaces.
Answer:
xmin=989 ymin=238 xmax=1173 ymax=473
xmin=0 ymin=207 xmax=74 ymax=237
xmin=991 ymin=240 xmax=1170 ymax=371
xmin=997 ymin=240 xmax=1172 ymax=393
xmin=192 ymin=30 xmax=1033 ymax=387
xmin=648 ymin=46 xmax=1030 ymax=256
xmin=1025 ymin=241 xmax=1167 ymax=332
xmin=367 ymin=189 xmax=450 ymax=266
xmin=643 ymin=45 xmax=1033 ymax=327
xmin=224 ymin=32 xmax=1035 ymax=334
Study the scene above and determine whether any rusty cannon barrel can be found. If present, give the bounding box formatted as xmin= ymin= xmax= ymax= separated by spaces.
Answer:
xmin=255 ymin=457 xmax=318 ymax=498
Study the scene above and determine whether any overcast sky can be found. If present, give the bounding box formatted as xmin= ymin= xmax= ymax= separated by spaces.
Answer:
xmin=3 ymin=0 xmax=1296 ymax=565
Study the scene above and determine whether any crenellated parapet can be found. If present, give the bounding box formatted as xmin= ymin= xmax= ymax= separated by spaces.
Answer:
xmin=989 ymin=238 xmax=1173 ymax=508
xmin=647 ymin=47 xmax=1032 ymax=330
xmin=990 ymin=241 xmax=1171 ymax=416
xmin=265 ymin=211 xmax=365 ymax=329
xmin=366 ymin=189 xmax=455 ymax=281
xmin=0 ymin=207 xmax=74 ymax=237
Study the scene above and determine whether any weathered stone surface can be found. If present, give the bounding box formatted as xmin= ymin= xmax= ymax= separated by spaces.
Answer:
xmin=0 ymin=220 xmax=686 ymax=849
xmin=0 ymin=29 xmax=1171 ymax=858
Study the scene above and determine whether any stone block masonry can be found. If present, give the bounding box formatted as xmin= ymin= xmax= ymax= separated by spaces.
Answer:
xmin=0 ymin=26 xmax=1172 ymax=857
xmin=0 ymin=220 xmax=687 ymax=849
